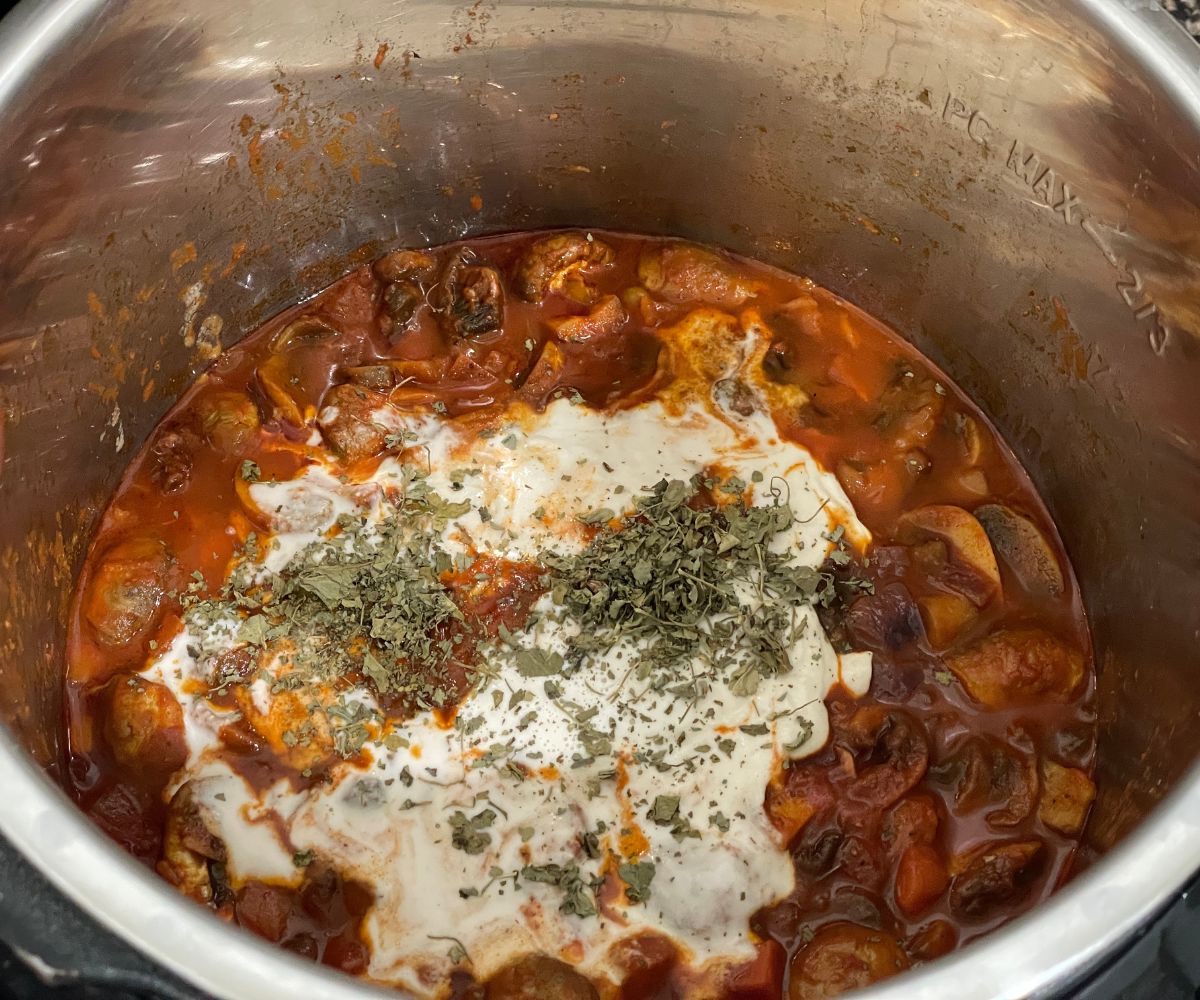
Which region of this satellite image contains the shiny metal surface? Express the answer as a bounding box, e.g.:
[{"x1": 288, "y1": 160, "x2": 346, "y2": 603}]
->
[{"x1": 0, "y1": 0, "x2": 1198, "y2": 996}]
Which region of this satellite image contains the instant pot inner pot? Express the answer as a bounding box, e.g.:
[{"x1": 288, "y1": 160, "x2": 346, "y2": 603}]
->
[{"x1": 1, "y1": 0, "x2": 1199, "y2": 984}]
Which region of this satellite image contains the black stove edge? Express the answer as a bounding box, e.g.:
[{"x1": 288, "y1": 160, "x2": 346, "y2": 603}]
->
[
  {"x1": 0, "y1": 832, "x2": 208, "y2": 1000},
  {"x1": 1071, "y1": 866, "x2": 1200, "y2": 1000}
]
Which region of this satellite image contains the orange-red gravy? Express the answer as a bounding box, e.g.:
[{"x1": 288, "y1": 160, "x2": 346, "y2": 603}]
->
[{"x1": 64, "y1": 231, "x2": 1096, "y2": 999}]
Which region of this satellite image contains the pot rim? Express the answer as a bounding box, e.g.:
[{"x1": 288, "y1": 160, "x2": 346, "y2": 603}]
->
[{"x1": 1, "y1": 0, "x2": 1198, "y2": 997}]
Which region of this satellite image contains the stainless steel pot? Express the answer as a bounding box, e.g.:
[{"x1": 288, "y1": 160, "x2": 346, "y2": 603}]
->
[{"x1": 1, "y1": 0, "x2": 1198, "y2": 996}]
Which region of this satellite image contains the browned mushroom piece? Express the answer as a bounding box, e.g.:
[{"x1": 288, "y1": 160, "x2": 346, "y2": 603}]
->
[
  {"x1": 834, "y1": 704, "x2": 930, "y2": 808},
  {"x1": 711, "y1": 375, "x2": 760, "y2": 417},
  {"x1": 787, "y1": 922, "x2": 911, "y2": 1000},
  {"x1": 547, "y1": 294, "x2": 628, "y2": 343},
  {"x1": 373, "y1": 249, "x2": 437, "y2": 283},
  {"x1": 236, "y1": 881, "x2": 298, "y2": 943},
  {"x1": 227, "y1": 680, "x2": 338, "y2": 773},
  {"x1": 158, "y1": 781, "x2": 225, "y2": 903},
  {"x1": 382, "y1": 280, "x2": 423, "y2": 329},
  {"x1": 844, "y1": 583, "x2": 922, "y2": 652},
  {"x1": 944, "y1": 628, "x2": 1085, "y2": 708},
  {"x1": 195, "y1": 390, "x2": 261, "y2": 453},
  {"x1": 941, "y1": 735, "x2": 1039, "y2": 827},
  {"x1": 341, "y1": 364, "x2": 396, "y2": 392},
  {"x1": 372, "y1": 250, "x2": 437, "y2": 332},
  {"x1": 148, "y1": 428, "x2": 193, "y2": 495},
  {"x1": 257, "y1": 316, "x2": 339, "y2": 425},
  {"x1": 987, "y1": 744, "x2": 1040, "y2": 828},
  {"x1": 270, "y1": 314, "x2": 339, "y2": 354},
  {"x1": 835, "y1": 457, "x2": 915, "y2": 522},
  {"x1": 974, "y1": 503, "x2": 1066, "y2": 599},
  {"x1": 954, "y1": 413, "x2": 987, "y2": 464},
  {"x1": 949, "y1": 839, "x2": 1044, "y2": 919},
  {"x1": 607, "y1": 934, "x2": 678, "y2": 997},
  {"x1": 1038, "y1": 759, "x2": 1096, "y2": 835},
  {"x1": 513, "y1": 231, "x2": 615, "y2": 303},
  {"x1": 518, "y1": 339, "x2": 567, "y2": 401},
  {"x1": 876, "y1": 366, "x2": 945, "y2": 452},
  {"x1": 485, "y1": 954, "x2": 599, "y2": 1000},
  {"x1": 637, "y1": 242, "x2": 760, "y2": 309},
  {"x1": 104, "y1": 676, "x2": 186, "y2": 777},
  {"x1": 317, "y1": 383, "x2": 393, "y2": 462},
  {"x1": 438, "y1": 254, "x2": 506, "y2": 338},
  {"x1": 897, "y1": 505, "x2": 1002, "y2": 607},
  {"x1": 207, "y1": 645, "x2": 258, "y2": 688},
  {"x1": 83, "y1": 537, "x2": 173, "y2": 649},
  {"x1": 621, "y1": 285, "x2": 663, "y2": 325}
]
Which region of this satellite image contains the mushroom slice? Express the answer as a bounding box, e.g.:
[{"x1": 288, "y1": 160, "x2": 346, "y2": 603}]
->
[
  {"x1": 374, "y1": 250, "x2": 436, "y2": 333},
  {"x1": 637, "y1": 242, "x2": 761, "y2": 309},
  {"x1": 228, "y1": 680, "x2": 337, "y2": 773},
  {"x1": 148, "y1": 428, "x2": 193, "y2": 496},
  {"x1": 104, "y1": 676, "x2": 186, "y2": 777},
  {"x1": 834, "y1": 704, "x2": 930, "y2": 808},
  {"x1": 844, "y1": 584, "x2": 922, "y2": 652},
  {"x1": 897, "y1": 505, "x2": 1002, "y2": 606},
  {"x1": 944, "y1": 628, "x2": 1085, "y2": 708},
  {"x1": 905, "y1": 920, "x2": 958, "y2": 962},
  {"x1": 159, "y1": 781, "x2": 225, "y2": 903},
  {"x1": 195, "y1": 390, "x2": 261, "y2": 453},
  {"x1": 883, "y1": 794, "x2": 940, "y2": 854},
  {"x1": 317, "y1": 383, "x2": 393, "y2": 462},
  {"x1": 711, "y1": 376, "x2": 761, "y2": 418},
  {"x1": 877, "y1": 366, "x2": 945, "y2": 452},
  {"x1": 382, "y1": 280, "x2": 423, "y2": 329},
  {"x1": 256, "y1": 356, "x2": 306, "y2": 426},
  {"x1": 949, "y1": 839, "x2": 1044, "y2": 919},
  {"x1": 547, "y1": 294, "x2": 627, "y2": 342},
  {"x1": 974, "y1": 503, "x2": 1065, "y2": 599},
  {"x1": 341, "y1": 365, "x2": 395, "y2": 392},
  {"x1": 269, "y1": 315, "x2": 337, "y2": 354},
  {"x1": 83, "y1": 537, "x2": 172, "y2": 649},
  {"x1": 257, "y1": 317, "x2": 339, "y2": 426},
  {"x1": 513, "y1": 231, "x2": 615, "y2": 303},
  {"x1": 787, "y1": 923, "x2": 911, "y2": 1000},
  {"x1": 438, "y1": 253, "x2": 505, "y2": 338},
  {"x1": 954, "y1": 413, "x2": 987, "y2": 464},
  {"x1": 519, "y1": 339, "x2": 567, "y2": 401},
  {"x1": 941, "y1": 735, "x2": 1039, "y2": 828},
  {"x1": 373, "y1": 249, "x2": 437, "y2": 282},
  {"x1": 235, "y1": 473, "x2": 376, "y2": 535},
  {"x1": 485, "y1": 954, "x2": 599, "y2": 1000}
]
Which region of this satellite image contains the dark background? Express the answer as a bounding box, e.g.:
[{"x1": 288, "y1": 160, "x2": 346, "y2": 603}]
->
[
  {"x1": 1165, "y1": 0, "x2": 1200, "y2": 35},
  {"x1": 0, "y1": 1, "x2": 1197, "y2": 998}
]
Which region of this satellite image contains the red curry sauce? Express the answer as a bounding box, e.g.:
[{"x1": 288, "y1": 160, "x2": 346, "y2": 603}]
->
[{"x1": 64, "y1": 231, "x2": 1096, "y2": 999}]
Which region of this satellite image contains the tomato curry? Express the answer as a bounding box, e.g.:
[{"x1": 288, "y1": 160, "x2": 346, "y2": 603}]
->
[{"x1": 65, "y1": 231, "x2": 1096, "y2": 999}]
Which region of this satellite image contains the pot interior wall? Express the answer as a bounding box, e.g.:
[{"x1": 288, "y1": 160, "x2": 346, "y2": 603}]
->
[{"x1": 2, "y1": 0, "x2": 1199, "y2": 862}]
